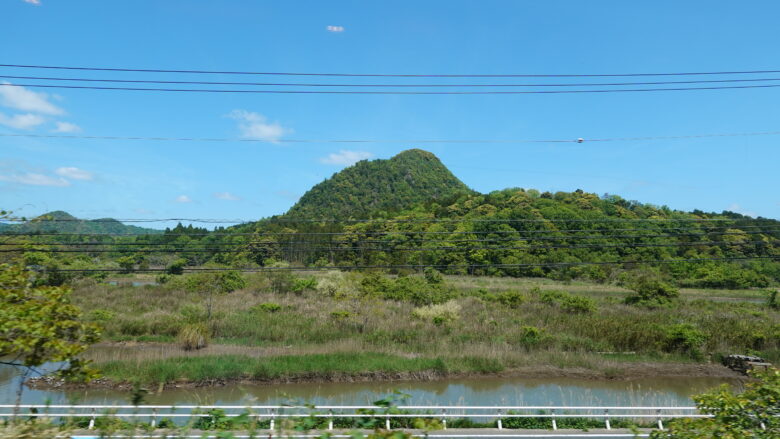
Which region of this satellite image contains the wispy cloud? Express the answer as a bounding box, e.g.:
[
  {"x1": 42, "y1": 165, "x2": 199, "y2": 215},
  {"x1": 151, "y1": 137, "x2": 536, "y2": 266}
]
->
[
  {"x1": 55, "y1": 167, "x2": 93, "y2": 181},
  {"x1": 0, "y1": 82, "x2": 63, "y2": 115},
  {"x1": 226, "y1": 110, "x2": 289, "y2": 142},
  {"x1": 175, "y1": 195, "x2": 193, "y2": 203},
  {"x1": 53, "y1": 121, "x2": 81, "y2": 133},
  {"x1": 0, "y1": 113, "x2": 45, "y2": 130},
  {"x1": 326, "y1": 25, "x2": 345, "y2": 32},
  {"x1": 726, "y1": 203, "x2": 757, "y2": 218},
  {"x1": 23, "y1": 0, "x2": 41, "y2": 5},
  {"x1": 0, "y1": 172, "x2": 70, "y2": 187},
  {"x1": 214, "y1": 191, "x2": 240, "y2": 201},
  {"x1": 320, "y1": 150, "x2": 373, "y2": 166}
]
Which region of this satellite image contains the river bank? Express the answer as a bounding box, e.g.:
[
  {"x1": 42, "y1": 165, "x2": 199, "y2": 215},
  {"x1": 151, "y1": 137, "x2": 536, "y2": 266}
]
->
[{"x1": 27, "y1": 350, "x2": 745, "y2": 391}]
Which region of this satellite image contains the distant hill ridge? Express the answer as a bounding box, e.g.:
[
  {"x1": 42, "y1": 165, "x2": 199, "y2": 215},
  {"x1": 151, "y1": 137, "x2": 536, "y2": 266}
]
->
[
  {"x1": 0, "y1": 210, "x2": 162, "y2": 235},
  {"x1": 284, "y1": 149, "x2": 474, "y2": 219}
]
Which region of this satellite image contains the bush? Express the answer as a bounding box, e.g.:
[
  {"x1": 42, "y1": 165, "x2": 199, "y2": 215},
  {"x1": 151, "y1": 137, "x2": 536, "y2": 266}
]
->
[
  {"x1": 412, "y1": 300, "x2": 461, "y2": 325},
  {"x1": 539, "y1": 290, "x2": 568, "y2": 305},
  {"x1": 625, "y1": 277, "x2": 679, "y2": 306},
  {"x1": 560, "y1": 295, "x2": 597, "y2": 314},
  {"x1": 291, "y1": 277, "x2": 318, "y2": 294},
  {"x1": 490, "y1": 290, "x2": 526, "y2": 309},
  {"x1": 767, "y1": 290, "x2": 780, "y2": 310},
  {"x1": 166, "y1": 258, "x2": 187, "y2": 275},
  {"x1": 178, "y1": 323, "x2": 210, "y2": 350},
  {"x1": 252, "y1": 302, "x2": 281, "y2": 313},
  {"x1": 663, "y1": 323, "x2": 706, "y2": 359}
]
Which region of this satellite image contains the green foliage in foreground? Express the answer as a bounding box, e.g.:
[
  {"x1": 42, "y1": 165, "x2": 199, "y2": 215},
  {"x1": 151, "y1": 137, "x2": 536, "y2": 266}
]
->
[
  {"x1": 0, "y1": 263, "x2": 100, "y2": 382},
  {"x1": 651, "y1": 369, "x2": 779, "y2": 439},
  {"x1": 98, "y1": 352, "x2": 503, "y2": 385}
]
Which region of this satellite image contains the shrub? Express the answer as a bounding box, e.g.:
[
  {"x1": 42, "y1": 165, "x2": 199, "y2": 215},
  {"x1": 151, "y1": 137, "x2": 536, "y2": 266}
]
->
[
  {"x1": 87, "y1": 309, "x2": 115, "y2": 322},
  {"x1": 166, "y1": 258, "x2": 187, "y2": 275},
  {"x1": 539, "y1": 290, "x2": 568, "y2": 305},
  {"x1": 519, "y1": 326, "x2": 543, "y2": 347},
  {"x1": 252, "y1": 302, "x2": 281, "y2": 313},
  {"x1": 330, "y1": 310, "x2": 352, "y2": 320},
  {"x1": 178, "y1": 323, "x2": 210, "y2": 350},
  {"x1": 412, "y1": 300, "x2": 461, "y2": 325},
  {"x1": 491, "y1": 290, "x2": 526, "y2": 309},
  {"x1": 625, "y1": 277, "x2": 679, "y2": 306},
  {"x1": 663, "y1": 323, "x2": 706, "y2": 359},
  {"x1": 423, "y1": 267, "x2": 444, "y2": 285},
  {"x1": 767, "y1": 290, "x2": 780, "y2": 310},
  {"x1": 560, "y1": 295, "x2": 597, "y2": 314},
  {"x1": 291, "y1": 277, "x2": 318, "y2": 294}
]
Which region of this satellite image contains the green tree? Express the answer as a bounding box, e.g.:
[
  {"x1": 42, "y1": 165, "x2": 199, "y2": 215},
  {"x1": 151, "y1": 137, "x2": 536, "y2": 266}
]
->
[
  {"x1": 651, "y1": 369, "x2": 779, "y2": 438},
  {"x1": 0, "y1": 263, "x2": 100, "y2": 410}
]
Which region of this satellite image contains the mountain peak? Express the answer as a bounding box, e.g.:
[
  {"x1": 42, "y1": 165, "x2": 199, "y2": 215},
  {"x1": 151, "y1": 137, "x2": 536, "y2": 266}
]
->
[{"x1": 284, "y1": 149, "x2": 472, "y2": 219}]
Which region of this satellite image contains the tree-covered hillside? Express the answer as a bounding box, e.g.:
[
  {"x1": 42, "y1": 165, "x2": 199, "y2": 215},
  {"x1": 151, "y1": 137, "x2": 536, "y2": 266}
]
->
[
  {"x1": 0, "y1": 211, "x2": 162, "y2": 235},
  {"x1": 3, "y1": 150, "x2": 779, "y2": 289},
  {"x1": 284, "y1": 149, "x2": 473, "y2": 219}
]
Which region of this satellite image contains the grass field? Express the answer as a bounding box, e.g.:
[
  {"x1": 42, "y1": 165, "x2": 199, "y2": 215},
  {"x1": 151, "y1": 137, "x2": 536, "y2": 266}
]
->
[{"x1": 71, "y1": 271, "x2": 778, "y2": 385}]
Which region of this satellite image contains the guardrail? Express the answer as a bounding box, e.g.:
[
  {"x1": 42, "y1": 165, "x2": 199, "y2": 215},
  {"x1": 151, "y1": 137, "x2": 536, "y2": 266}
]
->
[{"x1": 0, "y1": 404, "x2": 707, "y2": 432}]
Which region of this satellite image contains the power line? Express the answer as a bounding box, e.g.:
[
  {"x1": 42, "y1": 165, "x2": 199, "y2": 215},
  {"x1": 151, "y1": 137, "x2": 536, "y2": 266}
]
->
[
  {"x1": 7, "y1": 74, "x2": 780, "y2": 88},
  {"x1": 4, "y1": 63, "x2": 780, "y2": 78},
  {"x1": 4, "y1": 130, "x2": 780, "y2": 144},
  {"x1": 6, "y1": 239, "x2": 776, "y2": 253},
  {"x1": 44, "y1": 256, "x2": 779, "y2": 273},
  {"x1": 7, "y1": 82, "x2": 780, "y2": 94}
]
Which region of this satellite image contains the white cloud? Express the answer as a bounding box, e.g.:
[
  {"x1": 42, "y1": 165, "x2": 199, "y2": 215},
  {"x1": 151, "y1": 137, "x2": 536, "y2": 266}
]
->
[
  {"x1": 320, "y1": 150, "x2": 373, "y2": 166},
  {"x1": 55, "y1": 167, "x2": 93, "y2": 181},
  {"x1": 326, "y1": 25, "x2": 345, "y2": 32},
  {"x1": 214, "y1": 192, "x2": 240, "y2": 201},
  {"x1": 726, "y1": 203, "x2": 757, "y2": 218},
  {"x1": 0, "y1": 172, "x2": 69, "y2": 187},
  {"x1": 0, "y1": 113, "x2": 45, "y2": 130},
  {"x1": 226, "y1": 110, "x2": 288, "y2": 142},
  {"x1": 0, "y1": 82, "x2": 63, "y2": 115},
  {"x1": 175, "y1": 195, "x2": 193, "y2": 203},
  {"x1": 24, "y1": 0, "x2": 41, "y2": 4},
  {"x1": 53, "y1": 121, "x2": 81, "y2": 133}
]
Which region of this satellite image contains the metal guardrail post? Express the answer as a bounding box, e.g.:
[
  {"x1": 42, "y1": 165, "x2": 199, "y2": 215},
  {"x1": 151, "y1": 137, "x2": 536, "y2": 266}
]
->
[
  {"x1": 88, "y1": 408, "x2": 96, "y2": 430},
  {"x1": 385, "y1": 413, "x2": 391, "y2": 430},
  {"x1": 551, "y1": 409, "x2": 557, "y2": 431},
  {"x1": 604, "y1": 409, "x2": 610, "y2": 430},
  {"x1": 151, "y1": 408, "x2": 157, "y2": 428},
  {"x1": 656, "y1": 409, "x2": 664, "y2": 430},
  {"x1": 328, "y1": 409, "x2": 333, "y2": 430},
  {"x1": 496, "y1": 409, "x2": 502, "y2": 430},
  {"x1": 270, "y1": 408, "x2": 275, "y2": 430},
  {"x1": 441, "y1": 408, "x2": 447, "y2": 430}
]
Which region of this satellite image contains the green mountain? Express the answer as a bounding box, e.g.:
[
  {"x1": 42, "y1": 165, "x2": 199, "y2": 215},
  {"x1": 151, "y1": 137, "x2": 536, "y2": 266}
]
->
[
  {"x1": 0, "y1": 211, "x2": 162, "y2": 235},
  {"x1": 284, "y1": 149, "x2": 473, "y2": 219}
]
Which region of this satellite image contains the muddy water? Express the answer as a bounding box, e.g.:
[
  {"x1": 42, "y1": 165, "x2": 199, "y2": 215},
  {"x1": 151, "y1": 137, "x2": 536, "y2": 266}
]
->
[{"x1": 1, "y1": 363, "x2": 741, "y2": 407}]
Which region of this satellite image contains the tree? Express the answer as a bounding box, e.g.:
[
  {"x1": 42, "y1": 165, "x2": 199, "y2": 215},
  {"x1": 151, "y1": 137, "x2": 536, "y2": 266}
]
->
[
  {"x1": 0, "y1": 263, "x2": 100, "y2": 410},
  {"x1": 651, "y1": 369, "x2": 779, "y2": 438}
]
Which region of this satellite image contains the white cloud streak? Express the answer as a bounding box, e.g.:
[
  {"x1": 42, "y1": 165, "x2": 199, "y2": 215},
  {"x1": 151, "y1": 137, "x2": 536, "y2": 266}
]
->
[
  {"x1": 214, "y1": 192, "x2": 240, "y2": 201},
  {"x1": 0, "y1": 113, "x2": 45, "y2": 130},
  {"x1": 0, "y1": 82, "x2": 63, "y2": 115},
  {"x1": 326, "y1": 25, "x2": 345, "y2": 32},
  {"x1": 53, "y1": 121, "x2": 81, "y2": 133},
  {"x1": 0, "y1": 172, "x2": 70, "y2": 187},
  {"x1": 55, "y1": 167, "x2": 93, "y2": 181},
  {"x1": 175, "y1": 195, "x2": 193, "y2": 203},
  {"x1": 320, "y1": 150, "x2": 373, "y2": 166},
  {"x1": 226, "y1": 110, "x2": 288, "y2": 142},
  {"x1": 24, "y1": 0, "x2": 41, "y2": 5}
]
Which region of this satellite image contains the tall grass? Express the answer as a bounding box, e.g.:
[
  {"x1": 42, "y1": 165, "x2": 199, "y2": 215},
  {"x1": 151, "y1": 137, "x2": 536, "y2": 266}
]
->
[
  {"x1": 98, "y1": 352, "x2": 506, "y2": 384},
  {"x1": 72, "y1": 271, "x2": 780, "y2": 379}
]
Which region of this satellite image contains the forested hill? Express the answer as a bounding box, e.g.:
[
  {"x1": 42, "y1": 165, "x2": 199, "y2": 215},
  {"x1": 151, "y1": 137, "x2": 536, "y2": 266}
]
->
[
  {"x1": 283, "y1": 149, "x2": 473, "y2": 219},
  {"x1": 0, "y1": 211, "x2": 162, "y2": 235}
]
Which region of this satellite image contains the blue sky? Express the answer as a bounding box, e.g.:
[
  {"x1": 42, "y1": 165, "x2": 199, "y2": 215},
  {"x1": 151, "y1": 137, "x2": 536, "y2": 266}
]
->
[{"x1": 2, "y1": 0, "x2": 780, "y2": 228}]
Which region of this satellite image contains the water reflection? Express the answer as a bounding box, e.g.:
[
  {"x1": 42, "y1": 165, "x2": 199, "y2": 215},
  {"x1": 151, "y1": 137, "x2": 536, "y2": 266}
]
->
[{"x1": 1, "y1": 363, "x2": 741, "y2": 408}]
